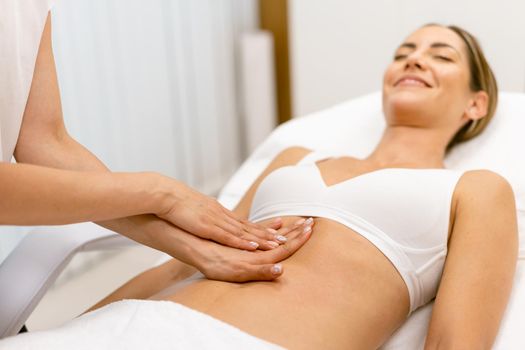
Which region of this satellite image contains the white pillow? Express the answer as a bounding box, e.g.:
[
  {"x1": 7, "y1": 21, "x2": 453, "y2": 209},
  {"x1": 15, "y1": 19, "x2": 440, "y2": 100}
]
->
[{"x1": 217, "y1": 91, "x2": 525, "y2": 349}]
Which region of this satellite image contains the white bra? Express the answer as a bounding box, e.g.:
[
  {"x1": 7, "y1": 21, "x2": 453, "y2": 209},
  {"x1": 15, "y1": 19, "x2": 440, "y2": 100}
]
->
[{"x1": 249, "y1": 151, "x2": 465, "y2": 312}]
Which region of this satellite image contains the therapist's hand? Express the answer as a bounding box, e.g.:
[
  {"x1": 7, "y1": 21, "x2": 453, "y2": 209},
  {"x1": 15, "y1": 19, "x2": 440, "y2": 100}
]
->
[
  {"x1": 156, "y1": 178, "x2": 286, "y2": 251},
  {"x1": 187, "y1": 217, "x2": 314, "y2": 282}
]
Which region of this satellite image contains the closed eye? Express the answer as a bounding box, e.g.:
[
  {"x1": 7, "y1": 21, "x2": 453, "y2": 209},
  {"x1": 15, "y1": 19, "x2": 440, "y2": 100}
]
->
[
  {"x1": 434, "y1": 55, "x2": 453, "y2": 62},
  {"x1": 394, "y1": 54, "x2": 407, "y2": 61}
]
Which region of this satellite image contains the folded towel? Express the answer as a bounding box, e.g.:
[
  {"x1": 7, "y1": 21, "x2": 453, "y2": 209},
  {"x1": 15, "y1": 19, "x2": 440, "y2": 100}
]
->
[{"x1": 0, "y1": 300, "x2": 284, "y2": 350}]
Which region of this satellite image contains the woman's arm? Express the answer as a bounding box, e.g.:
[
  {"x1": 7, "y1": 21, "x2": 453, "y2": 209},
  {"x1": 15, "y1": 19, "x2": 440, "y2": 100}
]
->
[{"x1": 424, "y1": 170, "x2": 518, "y2": 349}]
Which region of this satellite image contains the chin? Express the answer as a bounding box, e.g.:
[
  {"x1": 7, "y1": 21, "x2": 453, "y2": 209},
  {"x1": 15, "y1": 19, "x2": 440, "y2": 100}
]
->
[{"x1": 383, "y1": 89, "x2": 432, "y2": 122}]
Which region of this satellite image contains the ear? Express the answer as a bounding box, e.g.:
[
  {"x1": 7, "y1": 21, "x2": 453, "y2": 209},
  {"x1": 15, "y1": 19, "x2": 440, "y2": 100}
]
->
[{"x1": 464, "y1": 90, "x2": 489, "y2": 122}]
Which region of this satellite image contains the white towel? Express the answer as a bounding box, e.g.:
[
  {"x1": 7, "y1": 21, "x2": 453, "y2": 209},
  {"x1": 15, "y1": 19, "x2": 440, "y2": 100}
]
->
[{"x1": 0, "y1": 300, "x2": 284, "y2": 350}]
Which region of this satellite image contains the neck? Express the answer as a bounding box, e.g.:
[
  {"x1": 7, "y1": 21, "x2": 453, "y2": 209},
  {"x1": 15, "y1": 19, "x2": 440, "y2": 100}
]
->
[{"x1": 365, "y1": 126, "x2": 448, "y2": 168}]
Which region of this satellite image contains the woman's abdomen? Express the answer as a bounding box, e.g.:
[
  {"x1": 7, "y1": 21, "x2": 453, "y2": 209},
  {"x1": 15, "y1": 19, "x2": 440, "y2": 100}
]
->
[{"x1": 160, "y1": 216, "x2": 410, "y2": 349}]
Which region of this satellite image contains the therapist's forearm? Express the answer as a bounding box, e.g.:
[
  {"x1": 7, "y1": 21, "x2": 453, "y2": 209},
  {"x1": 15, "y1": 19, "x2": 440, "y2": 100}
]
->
[
  {"x1": 97, "y1": 214, "x2": 200, "y2": 264},
  {"x1": 14, "y1": 133, "x2": 178, "y2": 238},
  {"x1": 0, "y1": 162, "x2": 166, "y2": 225},
  {"x1": 13, "y1": 134, "x2": 206, "y2": 265}
]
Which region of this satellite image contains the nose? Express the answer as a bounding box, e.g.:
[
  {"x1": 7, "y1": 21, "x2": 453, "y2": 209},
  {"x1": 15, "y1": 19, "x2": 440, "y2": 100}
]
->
[{"x1": 404, "y1": 52, "x2": 426, "y2": 71}]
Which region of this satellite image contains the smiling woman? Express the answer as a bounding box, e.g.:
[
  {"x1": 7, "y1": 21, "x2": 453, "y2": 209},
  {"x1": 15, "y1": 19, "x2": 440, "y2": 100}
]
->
[
  {"x1": 384, "y1": 24, "x2": 498, "y2": 152},
  {"x1": 68, "y1": 24, "x2": 517, "y2": 350}
]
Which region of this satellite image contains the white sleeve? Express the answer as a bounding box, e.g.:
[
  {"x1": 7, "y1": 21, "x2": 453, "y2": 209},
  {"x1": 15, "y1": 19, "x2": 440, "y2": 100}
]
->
[
  {"x1": 0, "y1": 0, "x2": 56, "y2": 162},
  {"x1": 46, "y1": 0, "x2": 58, "y2": 11}
]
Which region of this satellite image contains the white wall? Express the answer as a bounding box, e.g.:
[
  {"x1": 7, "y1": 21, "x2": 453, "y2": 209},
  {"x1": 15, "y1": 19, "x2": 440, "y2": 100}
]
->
[
  {"x1": 51, "y1": 0, "x2": 258, "y2": 194},
  {"x1": 290, "y1": 0, "x2": 525, "y2": 117}
]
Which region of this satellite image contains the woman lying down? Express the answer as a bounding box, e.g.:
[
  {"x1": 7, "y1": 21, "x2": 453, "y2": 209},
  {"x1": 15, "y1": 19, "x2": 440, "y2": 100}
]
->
[{"x1": 6, "y1": 24, "x2": 519, "y2": 350}]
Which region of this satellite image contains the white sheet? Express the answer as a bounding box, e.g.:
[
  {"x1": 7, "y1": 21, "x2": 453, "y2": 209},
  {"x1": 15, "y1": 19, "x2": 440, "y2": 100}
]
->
[{"x1": 0, "y1": 300, "x2": 283, "y2": 350}]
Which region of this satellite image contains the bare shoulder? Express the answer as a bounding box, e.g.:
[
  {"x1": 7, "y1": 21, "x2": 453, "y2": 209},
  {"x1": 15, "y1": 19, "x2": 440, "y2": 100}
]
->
[
  {"x1": 450, "y1": 169, "x2": 518, "y2": 243},
  {"x1": 455, "y1": 169, "x2": 515, "y2": 209}
]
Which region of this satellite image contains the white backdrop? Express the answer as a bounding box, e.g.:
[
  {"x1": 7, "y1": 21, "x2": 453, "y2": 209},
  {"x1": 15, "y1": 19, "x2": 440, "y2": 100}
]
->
[
  {"x1": 289, "y1": 0, "x2": 525, "y2": 116},
  {"x1": 51, "y1": 0, "x2": 258, "y2": 194}
]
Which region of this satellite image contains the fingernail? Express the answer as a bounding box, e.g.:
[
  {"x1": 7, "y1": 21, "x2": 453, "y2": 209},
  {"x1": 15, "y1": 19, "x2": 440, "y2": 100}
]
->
[
  {"x1": 273, "y1": 217, "x2": 282, "y2": 223},
  {"x1": 294, "y1": 218, "x2": 306, "y2": 226},
  {"x1": 266, "y1": 228, "x2": 278, "y2": 234},
  {"x1": 275, "y1": 235, "x2": 287, "y2": 242},
  {"x1": 271, "y1": 264, "x2": 282, "y2": 275},
  {"x1": 249, "y1": 241, "x2": 259, "y2": 249},
  {"x1": 305, "y1": 217, "x2": 314, "y2": 225},
  {"x1": 303, "y1": 226, "x2": 312, "y2": 234},
  {"x1": 267, "y1": 241, "x2": 279, "y2": 248}
]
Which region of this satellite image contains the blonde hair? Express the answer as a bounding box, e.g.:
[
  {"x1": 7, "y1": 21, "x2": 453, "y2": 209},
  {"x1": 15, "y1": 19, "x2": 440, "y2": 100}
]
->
[{"x1": 426, "y1": 24, "x2": 498, "y2": 152}]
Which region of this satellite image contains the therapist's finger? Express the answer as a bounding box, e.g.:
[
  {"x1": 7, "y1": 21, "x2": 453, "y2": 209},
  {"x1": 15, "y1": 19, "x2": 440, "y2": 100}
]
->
[
  {"x1": 216, "y1": 221, "x2": 313, "y2": 282},
  {"x1": 205, "y1": 261, "x2": 284, "y2": 283},
  {"x1": 230, "y1": 263, "x2": 285, "y2": 282},
  {"x1": 222, "y1": 209, "x2": 283, "y2": 242},
  {"x1": 254, "y1": 219, "x2": 314, "y2": 265},
  {"x1": 216, "y1": 217, "x2": 283, "y2": 249},
  {"x1": 242, "y1": 220, "x2": 286, "y2": 245},
  {"x1": 279, "y1": 217, "x2": 313, "y2": 236},
  {"x1": 232, "y1": 225, "x2": 314, "y2": 281},
  {"x1": 266, "y1": 217, "x2": 283, "y2": 230},
  {"x1": 209, "y1": 221, "x2": 278, "y2": 250},
  {"x1": 207, "y1": 226, "x2": 261, "y2": 251},
  {"x1": 207, "y1": 225, "x2": 280, "y2": 251},
  {"x1": 231, "y1": 217, "x2": 282, "y2": 244}
]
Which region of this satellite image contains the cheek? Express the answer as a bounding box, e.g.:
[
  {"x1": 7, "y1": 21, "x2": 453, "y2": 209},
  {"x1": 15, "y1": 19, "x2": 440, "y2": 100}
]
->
[
  {"x1": 433, "y1": 69, "x2": 472, "y2": 119},
  {"x1": 382, "y1": 67, "x2": 396, "y2": 109},
  {"x1": 383, "y1": 64, "x2": 397, "y2": 86},
  {"x1": 438, "y1": 68, "x2": 470, "y2": 94}
]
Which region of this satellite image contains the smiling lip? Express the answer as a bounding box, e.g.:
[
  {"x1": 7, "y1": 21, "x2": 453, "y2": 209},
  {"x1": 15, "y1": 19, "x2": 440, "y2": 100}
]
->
[{"x1": 394, "y1": 75, "x2": 432, "y2": 88}]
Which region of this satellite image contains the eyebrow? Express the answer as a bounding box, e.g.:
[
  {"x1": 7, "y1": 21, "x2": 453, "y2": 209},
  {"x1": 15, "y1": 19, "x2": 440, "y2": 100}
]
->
[{"x1": 398, "y1": 42, "x2": 461, "y2": 55}]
